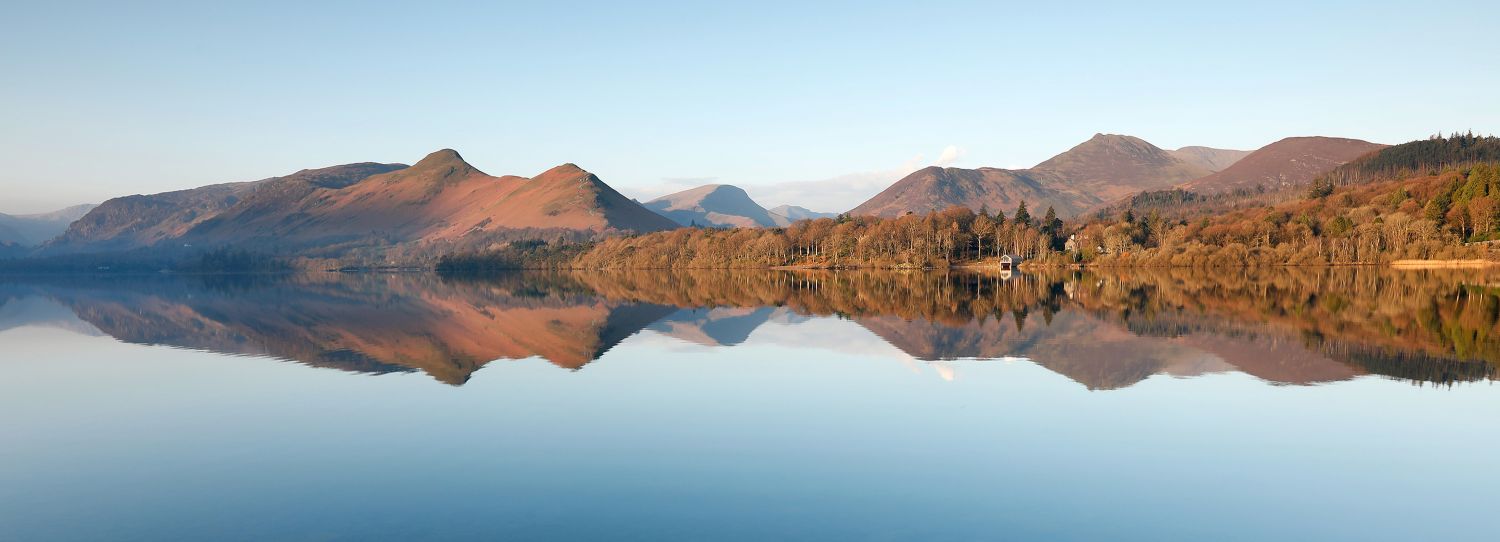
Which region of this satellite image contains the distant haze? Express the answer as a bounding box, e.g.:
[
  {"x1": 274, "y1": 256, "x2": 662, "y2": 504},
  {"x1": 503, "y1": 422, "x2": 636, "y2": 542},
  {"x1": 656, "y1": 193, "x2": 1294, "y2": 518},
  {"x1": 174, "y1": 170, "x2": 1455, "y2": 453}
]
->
[{"x1": 2, "y1": 2, "x2": 1497, "y2": 213}]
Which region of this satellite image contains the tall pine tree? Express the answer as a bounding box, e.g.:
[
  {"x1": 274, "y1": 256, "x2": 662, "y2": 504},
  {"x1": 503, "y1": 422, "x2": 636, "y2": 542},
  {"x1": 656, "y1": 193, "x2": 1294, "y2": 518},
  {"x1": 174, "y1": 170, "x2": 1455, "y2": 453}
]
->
[{"x1": 1014, "y1": 200, "x2": 1032, "y2": 227}]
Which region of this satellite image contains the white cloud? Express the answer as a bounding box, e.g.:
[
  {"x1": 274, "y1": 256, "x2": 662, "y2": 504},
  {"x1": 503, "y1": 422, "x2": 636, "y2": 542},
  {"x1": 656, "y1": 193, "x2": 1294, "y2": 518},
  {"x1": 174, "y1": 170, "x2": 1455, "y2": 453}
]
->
[{"x1": 935, "y1": 145, "x2": 966, "y2": 167}]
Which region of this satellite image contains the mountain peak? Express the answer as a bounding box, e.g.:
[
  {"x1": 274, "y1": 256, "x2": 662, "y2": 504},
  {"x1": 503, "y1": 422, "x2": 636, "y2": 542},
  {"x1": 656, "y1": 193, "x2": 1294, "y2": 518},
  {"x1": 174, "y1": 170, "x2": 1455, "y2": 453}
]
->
[
  {"x1": 1180, "y1": 136, "x2": 1385, "y2": 194},
  {"x1": 1030, "y1": 134, "x2": 1210, "y2": 200},
  {"x1": 644, "y1": 183, "x2": 783, "y2": 228},
  {"x1": 387, "y1": 148, "x2": 482, "y2": 184},
  {"x1": 537, "y1": 163, "x2": 590, "y2": 180},
  {"x1": 413, "y1": 148, "x2": 467, "y2": 168}
]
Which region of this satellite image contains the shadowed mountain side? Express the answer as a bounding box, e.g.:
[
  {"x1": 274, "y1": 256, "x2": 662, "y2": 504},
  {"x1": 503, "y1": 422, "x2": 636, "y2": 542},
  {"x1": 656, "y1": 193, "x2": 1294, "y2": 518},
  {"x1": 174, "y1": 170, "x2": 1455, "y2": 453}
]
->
[
  {"x1": 45, "y1": 182, "x2": 266, "y2": 254},
  {"x1": 769, "y1": 205, "x2": 837, "y2": 222},
  {"x1": 849, "y1": 167, "x2": 1095, "y2": 218},
  {"x1": 1170, "y1": 146, "x2": 1252, "y2": 173},
  {"x1": 44, "y1": 163, "x2": 406, "y2": 255},
  {"x1": 0, "y1": 204, "x2": 98, "y2": 247},
  {"x1": 645, "y1": 185, "x2": 789, "y2": 228}
]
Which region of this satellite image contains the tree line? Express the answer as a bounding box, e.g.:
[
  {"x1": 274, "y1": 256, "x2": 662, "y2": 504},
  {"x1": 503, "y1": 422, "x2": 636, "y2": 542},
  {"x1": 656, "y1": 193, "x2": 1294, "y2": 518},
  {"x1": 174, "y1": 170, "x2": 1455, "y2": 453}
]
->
[{"x1": 567, "y1": 203, "x2": 1067, "y2": 269}]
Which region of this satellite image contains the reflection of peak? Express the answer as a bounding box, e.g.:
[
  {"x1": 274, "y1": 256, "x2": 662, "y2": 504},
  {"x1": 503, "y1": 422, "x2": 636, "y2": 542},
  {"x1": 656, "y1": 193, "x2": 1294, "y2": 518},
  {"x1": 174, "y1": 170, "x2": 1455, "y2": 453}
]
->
[
  {"x1": 19, "y1": 275, "x2": 673, "y2": 385},
  {"x1": 0, "y1": 290, "x2": 104, "y2": 336},
  {"x1": 854, "y1": 310, "x2": 1224, "y2": 391},
  {"x1": 650, "y1": 307, "x2": 775, "y2": 346},
  {"x1": 14, "y1": 267, "x2": 1492, "y2": 390}
]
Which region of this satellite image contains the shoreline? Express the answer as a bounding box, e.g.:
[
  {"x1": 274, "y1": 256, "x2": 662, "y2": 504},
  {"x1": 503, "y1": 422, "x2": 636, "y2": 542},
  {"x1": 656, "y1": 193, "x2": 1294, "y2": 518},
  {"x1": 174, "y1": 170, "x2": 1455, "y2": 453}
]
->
[{"x1": 1389, "y1": 259, "x2": 1499, "y2": 269}]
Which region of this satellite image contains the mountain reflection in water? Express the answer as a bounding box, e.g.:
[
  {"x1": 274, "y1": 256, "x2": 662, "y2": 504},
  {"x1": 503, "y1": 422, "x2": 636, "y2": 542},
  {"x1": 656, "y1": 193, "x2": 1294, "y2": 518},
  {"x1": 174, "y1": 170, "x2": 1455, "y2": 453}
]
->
[{"x1": 3, "y1": 267, "x2": 1497, "y2": 389}]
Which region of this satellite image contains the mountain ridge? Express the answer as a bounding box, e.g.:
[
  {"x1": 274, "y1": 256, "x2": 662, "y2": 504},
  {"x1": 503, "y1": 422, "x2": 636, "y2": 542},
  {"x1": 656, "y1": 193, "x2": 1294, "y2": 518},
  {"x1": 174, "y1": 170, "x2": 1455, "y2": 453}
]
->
[
  {"x1": 0, "y1": 204, "x2": 97, "y2": 248},
  {"x1": 850, "y1": 133, "x2": 1214, "y2": 218},
  {"x1": 44, "y1": 149, "x2": 677, "y2": 258},
  {"x1": 645, "y1": 184, "x2": 788, "y2": 228},
  {"x1": 1180, "y1": 136, "x2": 1386, "y2": 194}
]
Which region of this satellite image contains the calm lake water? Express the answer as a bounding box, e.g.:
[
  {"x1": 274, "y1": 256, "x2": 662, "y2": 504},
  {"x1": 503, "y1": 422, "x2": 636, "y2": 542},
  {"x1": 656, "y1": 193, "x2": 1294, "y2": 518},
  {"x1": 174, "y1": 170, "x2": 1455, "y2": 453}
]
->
[{"x1": 2, "y1": 268, "x2": 1498, "y2": 541}]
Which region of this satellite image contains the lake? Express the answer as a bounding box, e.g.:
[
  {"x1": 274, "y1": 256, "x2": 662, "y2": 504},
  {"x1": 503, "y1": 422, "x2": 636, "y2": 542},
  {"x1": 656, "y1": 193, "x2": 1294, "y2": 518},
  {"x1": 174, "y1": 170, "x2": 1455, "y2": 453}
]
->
[{"x1": 2, "y1": 268, "x2": 1498, "y2": 541}]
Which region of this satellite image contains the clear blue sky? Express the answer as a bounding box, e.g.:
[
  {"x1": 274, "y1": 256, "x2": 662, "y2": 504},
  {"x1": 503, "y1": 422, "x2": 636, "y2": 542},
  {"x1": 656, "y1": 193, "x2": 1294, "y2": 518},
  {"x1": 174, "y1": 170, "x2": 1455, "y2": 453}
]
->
[{"x1": 2, "y1": 0, "x2": 1496, "y2": 214}]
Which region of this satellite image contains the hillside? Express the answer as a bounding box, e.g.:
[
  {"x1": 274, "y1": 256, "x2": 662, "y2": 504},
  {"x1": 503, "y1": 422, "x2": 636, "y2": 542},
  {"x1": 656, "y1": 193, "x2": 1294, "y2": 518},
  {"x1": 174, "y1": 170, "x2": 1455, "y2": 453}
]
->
[
  {"x1": 769, "y1": 205, "x2": 836, "y2": 221},
  {"x1": 1180, "y1": 136, "x2": 1385, "y2": 194},
  {"x1": 42, "y1": 150, "x2": 677, "y2": 259},
  {"x1": 645, "y1": 184, "x2": 789, "y2": 228},
  {"x1": 185, "y1": 150, "x2": 677, "y2": 250},
  {"x1": 1030, "y1": 134, "x2": 1212, "y2": 201},
  {"x1": 0, "y1": 204, "x2": 96, "y2": 247},
  {"x1": 45, "y1": 181, "x2": 269, "y2": 254},
  {"x1": 1075, "y1": 135, "x2": 1500, "y2": 266},
  {"x1": 849, "y1": 166, "x2": 1094, "y2": 218},
  {"x1": 1169, "y1": 146, "x2": 1251, "y2": 172},
  {"x1": 1321, "y1": 132, "x2": 1500, "y2": 185}
]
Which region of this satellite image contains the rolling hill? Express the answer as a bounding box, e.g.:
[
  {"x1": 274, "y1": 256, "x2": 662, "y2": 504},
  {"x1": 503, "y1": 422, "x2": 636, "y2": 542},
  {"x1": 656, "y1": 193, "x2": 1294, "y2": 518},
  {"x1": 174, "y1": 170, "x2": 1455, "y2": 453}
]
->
[
  {"x1": 769, "y1": 205, "x2": 837, "y2": 222},
  {"x1": 848, "y1": 166, "x2": 1094, "y2": 218},
  {"x1": 1029, "y1": 134, "x2": 1213, "y2": 201},
  {"x1": 1169, "y1": 146, "x2": 1252, "y2": 172},
  {"x1": 1179, "y1": 136, "x2": 1385, "y2": 194},
  {"x1": 645, "y1": 184, "x2": 789, "y2": 228}
]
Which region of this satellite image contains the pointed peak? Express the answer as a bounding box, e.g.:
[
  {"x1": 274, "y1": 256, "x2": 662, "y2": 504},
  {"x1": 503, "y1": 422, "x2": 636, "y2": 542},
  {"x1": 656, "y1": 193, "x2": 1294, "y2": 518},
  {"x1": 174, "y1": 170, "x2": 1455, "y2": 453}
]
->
[
  {"x1": 391, "y1": 148, "x2": 482, "y2": 181},
  {"x1": 539, "y1": 163, "x2": 589, "y2": 178},
  {"x1": 531, "y1": 163, "x2": 606, "y2": 188},
  {"x1": 415, "y1": 148, "x2": 464, "y2": 165}
]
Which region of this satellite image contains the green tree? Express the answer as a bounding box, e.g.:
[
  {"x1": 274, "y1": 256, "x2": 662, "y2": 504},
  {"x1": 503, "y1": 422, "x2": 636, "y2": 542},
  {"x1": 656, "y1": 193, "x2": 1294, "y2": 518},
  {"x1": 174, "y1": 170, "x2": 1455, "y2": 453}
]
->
[
  {"x1": 1013, "y1": 200, "x2": 1031, "y2": 227},
  {"x1": 1042, "y1": 206, "x2": 1062, "y2": 237}
]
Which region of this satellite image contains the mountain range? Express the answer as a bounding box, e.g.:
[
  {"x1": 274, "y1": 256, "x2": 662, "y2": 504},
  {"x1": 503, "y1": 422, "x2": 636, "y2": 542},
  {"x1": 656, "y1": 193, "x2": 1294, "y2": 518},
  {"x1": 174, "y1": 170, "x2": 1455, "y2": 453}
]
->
[
  {"x1": 850, "y1": 134, "x2": 1227, "y2": 218},
  {"x1": 7, "y1": 133, "x2": 1386, "y2": 261},
  {"x1": 849, "y1": 133, "x2": 1383, "y2": 219},
  {"x1": 0, "y1": 204, "x2": 97, "y2": 249},
  {"x1": 43, "y1": 150, "x2": 676, "y2": 257}
]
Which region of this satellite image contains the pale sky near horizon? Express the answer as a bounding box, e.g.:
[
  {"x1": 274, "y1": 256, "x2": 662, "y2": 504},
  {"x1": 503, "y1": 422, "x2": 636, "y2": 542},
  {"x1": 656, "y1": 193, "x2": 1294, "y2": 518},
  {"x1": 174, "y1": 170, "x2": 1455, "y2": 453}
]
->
[{"x1": 2, "y1": 0, "x2": 1497, "y2": 214}]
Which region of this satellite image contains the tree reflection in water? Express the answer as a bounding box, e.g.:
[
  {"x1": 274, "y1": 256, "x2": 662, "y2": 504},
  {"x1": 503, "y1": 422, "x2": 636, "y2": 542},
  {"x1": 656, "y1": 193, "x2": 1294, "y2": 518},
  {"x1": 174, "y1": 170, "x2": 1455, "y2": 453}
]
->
[{"x1": 3, "y1": 266, "x2": 1496, "y2": 388}]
